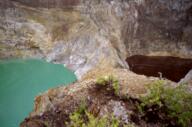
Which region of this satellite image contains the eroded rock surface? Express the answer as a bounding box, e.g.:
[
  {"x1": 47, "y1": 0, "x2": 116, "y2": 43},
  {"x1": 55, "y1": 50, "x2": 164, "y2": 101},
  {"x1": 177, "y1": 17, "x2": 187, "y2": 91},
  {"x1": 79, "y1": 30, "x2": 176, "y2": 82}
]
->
[
  {"x1": 179, "y1": 69, "x2": 192, "y2": 92},
  {"x1": 180, "y1": 69, "x2": 192, "y2": 84},
  {"x1": 0, "y1": 0, "x2": 192, "y2": 78}
]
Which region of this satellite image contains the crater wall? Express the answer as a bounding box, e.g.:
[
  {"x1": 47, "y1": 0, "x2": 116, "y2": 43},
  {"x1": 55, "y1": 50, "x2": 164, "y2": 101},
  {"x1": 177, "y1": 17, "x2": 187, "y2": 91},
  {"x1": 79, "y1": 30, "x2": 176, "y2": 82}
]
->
[{"x1": 0, "y1": 0, "x2": 191, "y2": 78}]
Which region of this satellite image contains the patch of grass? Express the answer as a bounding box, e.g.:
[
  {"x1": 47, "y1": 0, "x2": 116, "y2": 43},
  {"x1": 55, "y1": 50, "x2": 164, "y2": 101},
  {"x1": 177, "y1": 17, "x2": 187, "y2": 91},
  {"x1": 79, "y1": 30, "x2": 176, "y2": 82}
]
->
[
  {"x1": 112, "y1": 78, "x2": 120, "y2": 96},
  {"x1": 139, "y1": 80, "x2": 192, "y2": 127},
  {"x1": 138, "y1": 80, "x2": 164, "y2": 112},
  {"x1": 96, "y1": 76, "x2": 108, "y2": 86},
  {"x1": 96, "y1": 75, "x2": 120, "y2": 96},
  {"x1": 67, "y1": 104, "x2": 135, "y2": 127}
]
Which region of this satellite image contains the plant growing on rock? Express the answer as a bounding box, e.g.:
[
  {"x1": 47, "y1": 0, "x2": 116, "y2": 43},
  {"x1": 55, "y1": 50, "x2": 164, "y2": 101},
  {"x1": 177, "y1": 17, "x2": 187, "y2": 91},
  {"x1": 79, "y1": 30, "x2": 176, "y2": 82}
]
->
[
  {"x1": 96, "y1": 75, "x2": 120, "y2": 96},
  {"x1": 139, "y1": 80, "x2": 192, "y2": 127},
  {"x1": 67, "y1": 104, "x2": 135, "y2": 127}
]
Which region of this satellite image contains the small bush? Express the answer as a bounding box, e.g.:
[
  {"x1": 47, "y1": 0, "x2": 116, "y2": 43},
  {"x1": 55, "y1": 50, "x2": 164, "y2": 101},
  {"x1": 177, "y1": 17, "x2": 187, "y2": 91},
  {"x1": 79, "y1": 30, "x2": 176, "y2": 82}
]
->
[
  {"x1": 139, "y1": 80, "x2": 192, "y2": 127},
  {"x1": 96, "y1": 76, "x2": 108, "y2": 86},
  {"x1": 138, "y1": 80, "x2": 164, "y2": 112},
  {"x1": 96, "y1": 75, "x2": 120, "y2": 95},
  {"x1": 67, "y1": 104, "x2": 135, "y2": 127}
]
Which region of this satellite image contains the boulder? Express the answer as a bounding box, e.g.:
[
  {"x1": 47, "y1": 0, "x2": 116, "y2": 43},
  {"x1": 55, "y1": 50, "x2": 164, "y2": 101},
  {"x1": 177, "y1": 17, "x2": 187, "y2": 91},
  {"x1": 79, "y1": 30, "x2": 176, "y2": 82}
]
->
[
  {"x1": 180, "y1": 69, "x2": 192, "y2": 84},
  {"x1": 179, "y1": 69, "x2": 192, "y2": 92}
]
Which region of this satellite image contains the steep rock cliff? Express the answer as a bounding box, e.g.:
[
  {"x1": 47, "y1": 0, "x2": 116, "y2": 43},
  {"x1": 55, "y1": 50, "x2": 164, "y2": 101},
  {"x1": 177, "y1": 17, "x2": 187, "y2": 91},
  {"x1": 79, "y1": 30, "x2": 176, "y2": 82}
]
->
[{"x1": 0, "y1": 0, "x2": 192, "y2": 78}]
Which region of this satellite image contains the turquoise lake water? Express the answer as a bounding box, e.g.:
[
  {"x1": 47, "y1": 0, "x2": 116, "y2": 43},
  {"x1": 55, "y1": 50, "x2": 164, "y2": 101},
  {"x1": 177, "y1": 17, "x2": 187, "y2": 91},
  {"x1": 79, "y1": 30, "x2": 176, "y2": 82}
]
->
[{"x1": 0, "y1": 59, "x2": 77, "y2": 127}]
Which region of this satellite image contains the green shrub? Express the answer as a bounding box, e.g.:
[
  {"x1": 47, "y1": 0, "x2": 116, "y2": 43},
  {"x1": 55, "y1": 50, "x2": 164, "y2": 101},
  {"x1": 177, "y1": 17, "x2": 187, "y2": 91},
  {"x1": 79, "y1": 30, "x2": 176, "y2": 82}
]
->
[
  {"x1": 111, "y1": 77, "x2": 120, "y2": 96},
  {"x1": 96, "y1": 75, "x2": 120, "y2": 95},
  {"x1": 67, "y1": 104, "x2": 135, "y2": 127},
  {"x1": 67, "y1": 102, "x2": 87, "y2": 127},
  {"x1": 139, "y1": 80, "x2": 192, "y2": 127},
  {"x1": 138, "y1": 80, "x2": 164, "y2": 112},
  {"x1": 96, "y1": 76, "x2": 108, "y2": 86}
]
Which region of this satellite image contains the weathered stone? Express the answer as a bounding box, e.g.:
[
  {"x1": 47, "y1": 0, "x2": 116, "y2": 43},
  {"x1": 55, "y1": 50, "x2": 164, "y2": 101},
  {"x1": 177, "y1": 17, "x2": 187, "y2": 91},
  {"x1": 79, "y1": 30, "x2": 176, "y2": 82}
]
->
[
  {"x1": 180, "y1": 69, "x2": 192, "y2": 84},
  {"x1": 125, "y1": 0, "x2": 192, "y2": 58},
  {"x1": 20, "y1": 68, "x2": 165, "y2": 127},
  {"x1": 179, "y1": 69, "x2": 192, "y2": 92}
]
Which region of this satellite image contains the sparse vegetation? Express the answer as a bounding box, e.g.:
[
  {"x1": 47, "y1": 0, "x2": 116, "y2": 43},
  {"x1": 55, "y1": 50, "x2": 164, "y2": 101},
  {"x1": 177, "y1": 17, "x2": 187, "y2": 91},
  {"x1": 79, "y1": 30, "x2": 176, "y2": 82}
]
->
[
  {"x1": 139, "y1": 80, "x2": 192, "y2": 127},
  {"x1": 96, "y1": 75, "x2": 120, "y2": 95},
  {"x1": 67, "y1": 102, "x2": 135, "y2": 127},
  {"x1": 96, "y1": 76, "x2": 108, "y2": 86}
]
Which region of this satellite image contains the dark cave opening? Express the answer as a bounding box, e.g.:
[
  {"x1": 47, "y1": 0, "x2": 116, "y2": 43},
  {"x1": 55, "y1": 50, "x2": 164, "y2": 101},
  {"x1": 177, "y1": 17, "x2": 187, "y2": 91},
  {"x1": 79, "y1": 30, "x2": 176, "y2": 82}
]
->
[{"x1": 126, "y1": 55, "x2": 192, "y2": 82}]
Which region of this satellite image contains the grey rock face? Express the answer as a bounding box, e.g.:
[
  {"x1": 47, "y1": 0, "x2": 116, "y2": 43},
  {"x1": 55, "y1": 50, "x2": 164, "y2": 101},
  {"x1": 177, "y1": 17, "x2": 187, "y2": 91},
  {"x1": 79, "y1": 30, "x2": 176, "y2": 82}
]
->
[
  {"x1": 125, "y1": 0, "x2": 192, "y2": 57},
  {"x1": 0, "y1": 0, "x2": 192, "y2": 78},
  {"x1": 180, "y1": 69, "x2": 192, "y2": 84}
]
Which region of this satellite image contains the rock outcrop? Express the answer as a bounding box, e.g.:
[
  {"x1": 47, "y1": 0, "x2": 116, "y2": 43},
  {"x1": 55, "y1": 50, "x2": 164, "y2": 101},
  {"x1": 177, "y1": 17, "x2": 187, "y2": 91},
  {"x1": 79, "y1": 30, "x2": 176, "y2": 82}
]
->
[
  {"x1": 179, "y1": 69, "x2": 192, "y2": 92},
  {"x1": 0, "y1": 0, "x2": 192, "y2": 78},
  {"x1": 20, "y1": 68, "x2": 163, "y2": 127},
  {"x1": 20, "y1": 68, "x2": 192, "y2": 127}
]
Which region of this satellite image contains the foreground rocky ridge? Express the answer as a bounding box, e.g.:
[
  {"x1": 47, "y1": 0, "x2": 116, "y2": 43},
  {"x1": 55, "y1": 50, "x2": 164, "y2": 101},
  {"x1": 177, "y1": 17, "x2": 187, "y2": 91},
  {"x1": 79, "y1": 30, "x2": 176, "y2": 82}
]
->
[
  {"x1": 20, "y1": 68, "x2": 161, "y2": 127},
  {"x1": 21, "y1": 68, "x2": 192, "y2": 127},
  {"x1": 0, "y1": 0, "x2": 192, "y2": 78},
  {"x1": 20, "y1": 68, "x2": 192, "y2": 127}
]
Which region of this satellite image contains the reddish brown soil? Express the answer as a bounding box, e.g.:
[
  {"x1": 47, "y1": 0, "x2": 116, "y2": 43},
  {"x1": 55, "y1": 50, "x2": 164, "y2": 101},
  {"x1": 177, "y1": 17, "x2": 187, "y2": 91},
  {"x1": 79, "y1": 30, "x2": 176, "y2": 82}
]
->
[{"x1": 126, "y1": 55, "x2": 192, "y2": 82}]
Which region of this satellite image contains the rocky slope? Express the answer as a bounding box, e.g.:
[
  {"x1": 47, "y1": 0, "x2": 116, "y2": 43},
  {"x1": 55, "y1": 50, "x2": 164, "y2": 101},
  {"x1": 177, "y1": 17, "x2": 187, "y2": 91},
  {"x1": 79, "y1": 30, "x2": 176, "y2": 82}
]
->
[
  {"x1": 20, "y1": 68, "x2": 192, "y2": 127},
  {"x1": 0, "y1": 0, "x2": 192, "y2": 78},
  {"x1": 20, "y1": 68, "x2": 161, "y2": 127}
]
